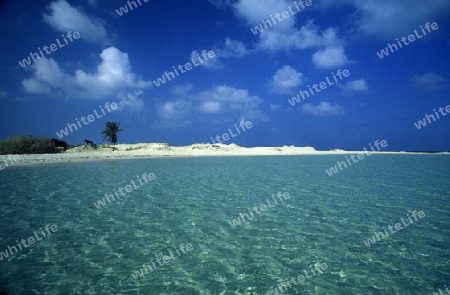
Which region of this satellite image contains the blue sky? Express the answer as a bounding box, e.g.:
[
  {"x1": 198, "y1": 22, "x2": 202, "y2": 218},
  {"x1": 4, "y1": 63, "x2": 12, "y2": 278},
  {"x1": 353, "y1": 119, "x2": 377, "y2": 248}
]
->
[{"x1": 0, "y1": 0, "x2": 449, "y2": 151}]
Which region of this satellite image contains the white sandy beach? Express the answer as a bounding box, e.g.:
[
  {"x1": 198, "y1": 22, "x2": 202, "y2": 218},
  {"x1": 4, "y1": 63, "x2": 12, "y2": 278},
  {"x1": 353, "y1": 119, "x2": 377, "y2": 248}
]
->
[{"x1": 4, "y1": 142, "x2": 418, "y2": 166}]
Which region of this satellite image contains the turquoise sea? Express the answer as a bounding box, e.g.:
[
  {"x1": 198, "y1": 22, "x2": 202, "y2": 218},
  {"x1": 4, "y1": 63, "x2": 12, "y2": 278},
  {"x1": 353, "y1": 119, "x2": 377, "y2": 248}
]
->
[{"x1": 0, "y1": 155, "x2": 449, "y2": 295}]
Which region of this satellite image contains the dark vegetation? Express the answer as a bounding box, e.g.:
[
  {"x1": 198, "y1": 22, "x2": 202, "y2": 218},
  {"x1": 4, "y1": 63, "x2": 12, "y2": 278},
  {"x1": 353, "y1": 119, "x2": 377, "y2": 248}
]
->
[
  {"x1": 0, "y1": 123, "x2": 125, "y2": 154},
  {"x1": 0, "y1": 135, "x2": 62, "y2": 155}
]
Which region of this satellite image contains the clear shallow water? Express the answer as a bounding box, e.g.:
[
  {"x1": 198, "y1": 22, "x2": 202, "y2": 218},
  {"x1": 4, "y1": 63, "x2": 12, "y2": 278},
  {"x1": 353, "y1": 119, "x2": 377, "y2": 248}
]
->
[{"x1": 0, "y1": 155, "x2": 449, "y2": 295}]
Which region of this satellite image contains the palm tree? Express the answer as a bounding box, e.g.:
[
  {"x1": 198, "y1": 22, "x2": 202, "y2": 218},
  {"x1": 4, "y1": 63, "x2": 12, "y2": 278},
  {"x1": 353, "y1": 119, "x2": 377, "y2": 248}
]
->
[{"x1": 101, "y1": 122, "x2": 123, "y2": 151}]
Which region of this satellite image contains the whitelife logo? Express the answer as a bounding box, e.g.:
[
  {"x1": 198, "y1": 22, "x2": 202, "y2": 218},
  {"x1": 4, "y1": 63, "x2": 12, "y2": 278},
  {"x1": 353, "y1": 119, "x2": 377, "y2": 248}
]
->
[
  {"x1": 288, "y1": 69, "x2": 350, "y2": 106},
  {"x1": 413, "y1": 104, "x2": 450, "y2": 130},
  {"x1": 250, "y1": 0, "x2": 313, "y2": 35},
  {"x1": 202, "y1": 121, "x2": 253, "y2": 145},
  {"x1": 115, "y1": 0, "x2": 149, "y2": 16},
  {"x1": 18, "y1": 31, "x2": 80, "y2": 68},
  {"x1": 376, "y1": 22, "x2": 439, "y2": 59},
  {"x1": 325, "y1": 140, "x2": 388, "y2": 176},
  {"x1": 152, "y1": 50, "x2": 216, "y2": 87},
  {"x1": 228, "y1": 192, "x2": 291, "y2": 228},
  {"x1": 55, "y1": 102, "x2": 118, "y2": 139},
  {"x1": 0, "y1": 224, "x2": 58, "y2": 262},
  {"x1": 131, "y1": 243, "x2": 194, "y2": 279},
  {"x1": 93, "y1": 172, "x2": 155, "y2": 209},
  {"x1": 265, "y1": 262, "x2": 328, "y2": 295},
  {"x1": 362, "y1": 211, "x2": 425, "y2": 247}
]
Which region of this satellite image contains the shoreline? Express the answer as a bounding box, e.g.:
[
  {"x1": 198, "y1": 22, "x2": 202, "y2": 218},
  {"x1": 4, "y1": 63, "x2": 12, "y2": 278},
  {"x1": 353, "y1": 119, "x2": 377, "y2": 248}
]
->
[{"x1": 2, "y1": 143, "x2": 448, "y2": 167}]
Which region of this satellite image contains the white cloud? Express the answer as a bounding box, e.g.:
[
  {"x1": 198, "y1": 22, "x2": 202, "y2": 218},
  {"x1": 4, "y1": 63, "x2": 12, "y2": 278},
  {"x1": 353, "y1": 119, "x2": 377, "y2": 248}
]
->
[
  {"x1": 190, "y1": 50, "x2": 222, "y2": 70},
  {"x1": 223, "y1": 0, "x2": 449, "y2": 45},
  {"x1": 198, "y1": 85, "x2": 261, "y2": 111},
  {"x1": 116, "y1": 90, "x2": 145, "y2": 112},
  {"x1": 2, "y1": 92, "x2": 32, "y2": 103},
  {"x1": 155, "y1": 99, "x2": 193, "y2": 128},
  {"x1": 43, "y1": 0, "x2": 110, "y2": 44},
  {"x1": 355, "y1": 1, "x2": 449, "y2": 39},
  {"x1": 21, "y1": 47, "x2": 151, "y2": 111},
  {"x1": 75, "y1": 47, "x2": 151, "y2": 91},
  {"x1": 171, "y1": 83, "x2": 194, "y2": 96},
  {"x1": 190, "y1": 38, "x2": 248, "y2": 70},
  {"x1": 234, "y1": 0, "x2": 295, "y2": 32},
  {"x1": 258, "y1": 22, "x2": 342, "y2": 52},
  {"x1": 316, "y1": 0, "x2": 450, "y2": 39},
  {"x1": 199, "y1": 101, "x2": 221, "y2": 113},
  {"x1": 229, "y1": 0, "x2": 352, "y2": 68},
  {"x1": 156, "y1": 85, "x2": 268, "y2": 127},
  {"x1": 338, "y1": 79, "x2": 369, "y2": 94},
  {"x1": 21, "y1": 58, "x2": 72, "y2": 94},
  {"x1": 22, "y1": 78, "x2": 52, "y2": 94},
  {"x1": 312, "y1": 46, "x2": 350, "y2": 69},
  {"x1": 232, "y1": 0, "x2": 347, "y2": 55},
  {"x1": 269, "y1": 65, "x2": 304, "y2": 94},
  {"x1": 410, "y1": 73, "x2": 448, "y2": 92},
  {"x1": 270, "y1": 104, "x2": 282, "y2": 111},
  {"x1": 158, "y1": 99, "x2": 192, "y2": 120},
  {"x1": 302, "y1": 102, "x2": 344, "y2": 116},
  {"x1": 198, "y1": 85, "x2": 268, "y2": 122},
  {"x1": 220, "y1": 38, "x2": 248, "y2": 58}
]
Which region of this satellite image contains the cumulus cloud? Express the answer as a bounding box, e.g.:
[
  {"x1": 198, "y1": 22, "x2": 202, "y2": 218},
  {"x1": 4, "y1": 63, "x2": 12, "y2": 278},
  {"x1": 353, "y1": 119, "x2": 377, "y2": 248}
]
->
[
  {"x1": 269, "y1": 65, "x2": 304, "y2": 94},
  {"x1": 190, "y1": 38, "x2": 248, "y2": 70},
  {"x1": 316, "y1": 0, "x2": 450, "y2": 39},
  {"x1": 232, "y1": 0, "x2": 347, "y2": 53},
  {"x1": 198, "y1": 85, "x2": 263, "y2": 112},
  {"x1": 156, "y1": 85, "x2": 268, "y2": 127},
  {"x1": 228, "y1": 0, "x2": 352, "y2": 68},
  {"x1": 21, "y1": 47, "x2": 151, "y2": 111},
  {"x1": 257, "y1": 22, "x2": 342, "y2": 52},
  {"x1": 43, "y1": 0, "x2": 110, "y2": 44},
  {"x1": 190, "y1": 50, "x2": 222, "y2": 70},
  {"x1": 197, "y1": 85, "x2": 268, "y2": 122},
  {"x1": 234, "y1": 0, "x2": 295, "y2": 33},
  {"x1": 410, "y1": 73, "x2": 448, "y2": 92},
  {"x1": 270, "y1": 104, "x2": 282, "y2": 111},
  {"x1": 199, "y1": 101, "x2": 221, "y2": 113},
  {"x1": 312, "y1": 46, "x2": 350, "y2": 69},
  {"x1": 21, "y1": 58, "x2": 73, "y2": 95},
  {"x1": 302, "y1": 102, "x2": 344, "y2": 116},
  {"x1": 220, "y1": 38, "x2": 248, "y2": 58},
  {"x1": 171, "y1": 83, "x2": 194, "y2": 96},
  {"x1": 219, "y1": 0, "x2": 449, "y2": 43},
  {"x1": 157, "y1": 99, "x2": 192, "y2": 120},
  {"x1": 354, "y1": 1, "x2": 449, "y2": 39},
  {"x1": 22, "y1": 78, "x2": 52, "y2": 94},
  {"x1": 116, "y1": 90, "x2": 145, "y2": 112},
  {"x1": 74, "y1": 47, "x2": 151, "y2": 91},
  {"x1": 338, "y1": 79, "x2": 369, "y2": 94},
  {"x1": 155, "y1": 99, "x2": 193, "y2": 128}
]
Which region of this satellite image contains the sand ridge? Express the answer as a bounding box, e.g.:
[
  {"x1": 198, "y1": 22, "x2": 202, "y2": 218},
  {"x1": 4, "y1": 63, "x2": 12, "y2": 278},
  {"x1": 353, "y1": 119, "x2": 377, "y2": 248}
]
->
[{"x1": 6, "y1": 142, "x2": 416, "y2": 166}]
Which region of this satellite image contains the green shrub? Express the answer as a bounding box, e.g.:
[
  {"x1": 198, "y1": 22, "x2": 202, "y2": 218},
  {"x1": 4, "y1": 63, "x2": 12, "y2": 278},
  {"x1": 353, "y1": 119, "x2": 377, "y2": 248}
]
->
[{"x1": 0, "y1": 135, "x2": 62, "y2": 154}]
